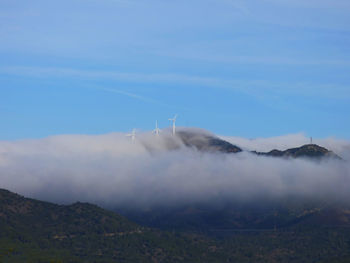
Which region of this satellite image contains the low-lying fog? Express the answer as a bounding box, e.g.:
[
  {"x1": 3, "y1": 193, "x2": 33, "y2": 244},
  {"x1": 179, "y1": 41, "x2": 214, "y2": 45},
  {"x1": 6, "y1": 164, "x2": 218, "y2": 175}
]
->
[{"x1": 0, "y1": 128, "x2": 349, "y2": 209}]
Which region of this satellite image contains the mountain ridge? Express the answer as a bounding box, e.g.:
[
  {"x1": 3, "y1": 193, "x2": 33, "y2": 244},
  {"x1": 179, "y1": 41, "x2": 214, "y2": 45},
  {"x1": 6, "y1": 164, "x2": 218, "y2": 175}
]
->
[
  {"x1": 0, "y1": 188, "x2": 224, "y2": 262},
  {"x1": 1, "y1": 189, "x2": 350, "y2": 262},
  {"x1": 251, "y1": 144, "x2": 341, "y2": 159},
  {"x1": 175, "y1": 130, "x2": 341, "y2": 159}
]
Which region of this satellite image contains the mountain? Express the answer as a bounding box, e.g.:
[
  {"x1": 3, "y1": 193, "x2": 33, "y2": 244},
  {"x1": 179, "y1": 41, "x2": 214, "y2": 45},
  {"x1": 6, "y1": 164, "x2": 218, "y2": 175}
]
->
[
  {"x1": 252, "y1": 144, "x2": 341, "y2": 159},
  {"x1": 176, "y1": 130, "x2": 242, "y2": 153},
  {"x1": 174, "y1": 130, "x2": 341, "y2": 160},
  {"x1": 125, "y1": 200, "x2": 350, "y2": 233},
  {"x1": 0, "y1": 188, "x2": 224, "y2": 262},
  {"x1": 1, "y1": 188, "x2": 350, "y2": 263}
]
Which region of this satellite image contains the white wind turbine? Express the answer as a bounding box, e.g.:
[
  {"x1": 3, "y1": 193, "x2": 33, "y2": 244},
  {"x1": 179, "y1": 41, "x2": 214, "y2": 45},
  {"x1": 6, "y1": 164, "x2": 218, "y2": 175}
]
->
[
  {"x1": 126, "y1": 128, "x2": 136, "y2": 143},
  {"x1": 152, "y1": 120, "x2": 161, "y2": 136},
  {"x1": 168, "y1": 114, "x2": 178, "y2": 135}
]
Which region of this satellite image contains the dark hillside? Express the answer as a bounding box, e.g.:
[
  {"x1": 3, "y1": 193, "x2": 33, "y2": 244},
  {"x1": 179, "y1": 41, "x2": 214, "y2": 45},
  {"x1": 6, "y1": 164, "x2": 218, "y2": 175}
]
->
[
  {"x1": 252, "y1": 144, "x2": 341, "y2": 159},
  {"x1": 0, "y1": 189, "x2": 220, "y2": 262},
  {"x1": 1, "y1": 189, "x2": 350, "y2": 262},
  {"x1": 177, "y1": 130, "x2": 242, "y2": 153}
]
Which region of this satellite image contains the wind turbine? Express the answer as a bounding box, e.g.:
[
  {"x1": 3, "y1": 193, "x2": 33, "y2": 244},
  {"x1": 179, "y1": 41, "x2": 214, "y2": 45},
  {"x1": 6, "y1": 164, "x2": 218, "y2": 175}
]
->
[
  {"x1": 126, "y1": 128, "x2": 136, "y2": 143},
  {"x1": 168, "y1": 114, "x2": 177, "y2": 135},
  {"x1": 152, "y1": 120, "x2": 161, "y2": 136}
]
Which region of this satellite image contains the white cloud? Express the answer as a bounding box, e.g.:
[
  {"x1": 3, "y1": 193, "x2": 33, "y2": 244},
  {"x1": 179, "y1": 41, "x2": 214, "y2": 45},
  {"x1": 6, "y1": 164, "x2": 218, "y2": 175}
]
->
[{"x1": 0, "y1": 129, "x2": 349, "y2": 210}]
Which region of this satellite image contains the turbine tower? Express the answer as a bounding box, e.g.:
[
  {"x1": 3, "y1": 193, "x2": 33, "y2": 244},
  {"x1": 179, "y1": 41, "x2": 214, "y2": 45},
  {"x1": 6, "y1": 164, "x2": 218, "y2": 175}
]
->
[
  {"x1": 126, "y1": 128, "x2": 136, "y2": 143},
  {"x1": 168, "y1": 114, "x2": 177, "y2": 135},
  {"x1": 153, "y1": 120, "x2": 161, "y2": 136}
]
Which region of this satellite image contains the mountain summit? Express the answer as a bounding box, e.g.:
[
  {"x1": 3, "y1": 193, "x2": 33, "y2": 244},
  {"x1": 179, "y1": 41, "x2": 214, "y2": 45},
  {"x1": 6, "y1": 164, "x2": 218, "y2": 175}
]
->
[
  {"x1": 176, "y1": 130, "x2": 242, "y2": 153},
  {"x1": 252, "y1": 144, "x2": 341, "y2": 159}
]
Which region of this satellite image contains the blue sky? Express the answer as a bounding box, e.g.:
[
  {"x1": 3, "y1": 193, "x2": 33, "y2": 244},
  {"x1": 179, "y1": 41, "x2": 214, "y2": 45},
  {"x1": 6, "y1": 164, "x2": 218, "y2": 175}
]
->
[{"x1": 1, "y1": 0, "x2": 349, "y2": 140}]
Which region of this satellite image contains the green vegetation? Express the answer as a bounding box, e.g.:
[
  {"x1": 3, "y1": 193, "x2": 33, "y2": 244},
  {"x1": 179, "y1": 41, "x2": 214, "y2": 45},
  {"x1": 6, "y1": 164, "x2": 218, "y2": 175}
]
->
[{"x1": 1, "y1": 189, "x2": 350, "y2": 262}]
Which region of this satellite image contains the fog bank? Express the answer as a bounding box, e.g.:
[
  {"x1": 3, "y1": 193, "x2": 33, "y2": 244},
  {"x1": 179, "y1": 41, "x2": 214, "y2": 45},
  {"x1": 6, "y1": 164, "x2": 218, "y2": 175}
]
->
[{"x1": 0, "y1": 129, "x2": 349, "y2": 209}]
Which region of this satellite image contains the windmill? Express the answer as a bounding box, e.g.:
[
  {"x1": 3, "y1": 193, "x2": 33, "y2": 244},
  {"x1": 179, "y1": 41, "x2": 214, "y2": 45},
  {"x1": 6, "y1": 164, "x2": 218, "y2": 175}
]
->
[
  {"x1": 126, "y1": 128, "x2": 136, "y2": 143},
  {"x1": 168, "y1": 114, "x2": 177, "y2": 135},
  {"x1": 152, "y1": 120, "x2": 161, "y2": 136}
]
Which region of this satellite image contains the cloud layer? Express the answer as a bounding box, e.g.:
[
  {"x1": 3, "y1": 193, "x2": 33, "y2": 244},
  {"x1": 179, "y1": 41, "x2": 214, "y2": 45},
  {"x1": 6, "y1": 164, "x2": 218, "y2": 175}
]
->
[{"x1": 0, "y1": 129, "x2": 349, "y2": 210}]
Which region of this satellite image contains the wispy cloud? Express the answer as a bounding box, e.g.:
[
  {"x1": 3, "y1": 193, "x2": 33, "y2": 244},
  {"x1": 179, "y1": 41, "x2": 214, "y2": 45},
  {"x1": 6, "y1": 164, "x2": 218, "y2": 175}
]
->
[
  {"x1": 262, "y1": 0, "x2": 350, "y2": 10},
  {"x1": 153, "y1": 48, "x2": 350, "y2": 67},
  {"x1": 1, "y1": 66, "x2": 349, "y2": 101},
  {"x1": 89, "y1": 86, "x2": 159, "y2": 104},
  {"x1": 215, "y1": 0, "x2": 253, "y2": 16}
]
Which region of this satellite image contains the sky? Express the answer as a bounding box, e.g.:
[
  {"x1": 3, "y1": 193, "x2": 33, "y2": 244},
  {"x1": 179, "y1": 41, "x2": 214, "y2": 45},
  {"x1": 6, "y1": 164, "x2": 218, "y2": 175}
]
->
[{"x1": 1, "y1": 0, "x2": 350, "y2": 140}]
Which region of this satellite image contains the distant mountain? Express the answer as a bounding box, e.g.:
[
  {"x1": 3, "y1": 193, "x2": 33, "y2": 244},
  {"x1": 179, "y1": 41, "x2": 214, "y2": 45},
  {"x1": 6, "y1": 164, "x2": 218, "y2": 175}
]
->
[
  {"x1": 123, "y1": 200, "x2": 350, "y2": 262},
  {"x1": 126, "y1": 201, "x2": 350, "y2": 233},
  {"x1": 176, "y1": 130, "x2": 341, "y2": 160},
  {"x1": 252, "y1": 144, "x2": 341, "y2": 159},
  {"x1": 176, "y1": 130, "x2": 242, "y2": 153}
]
